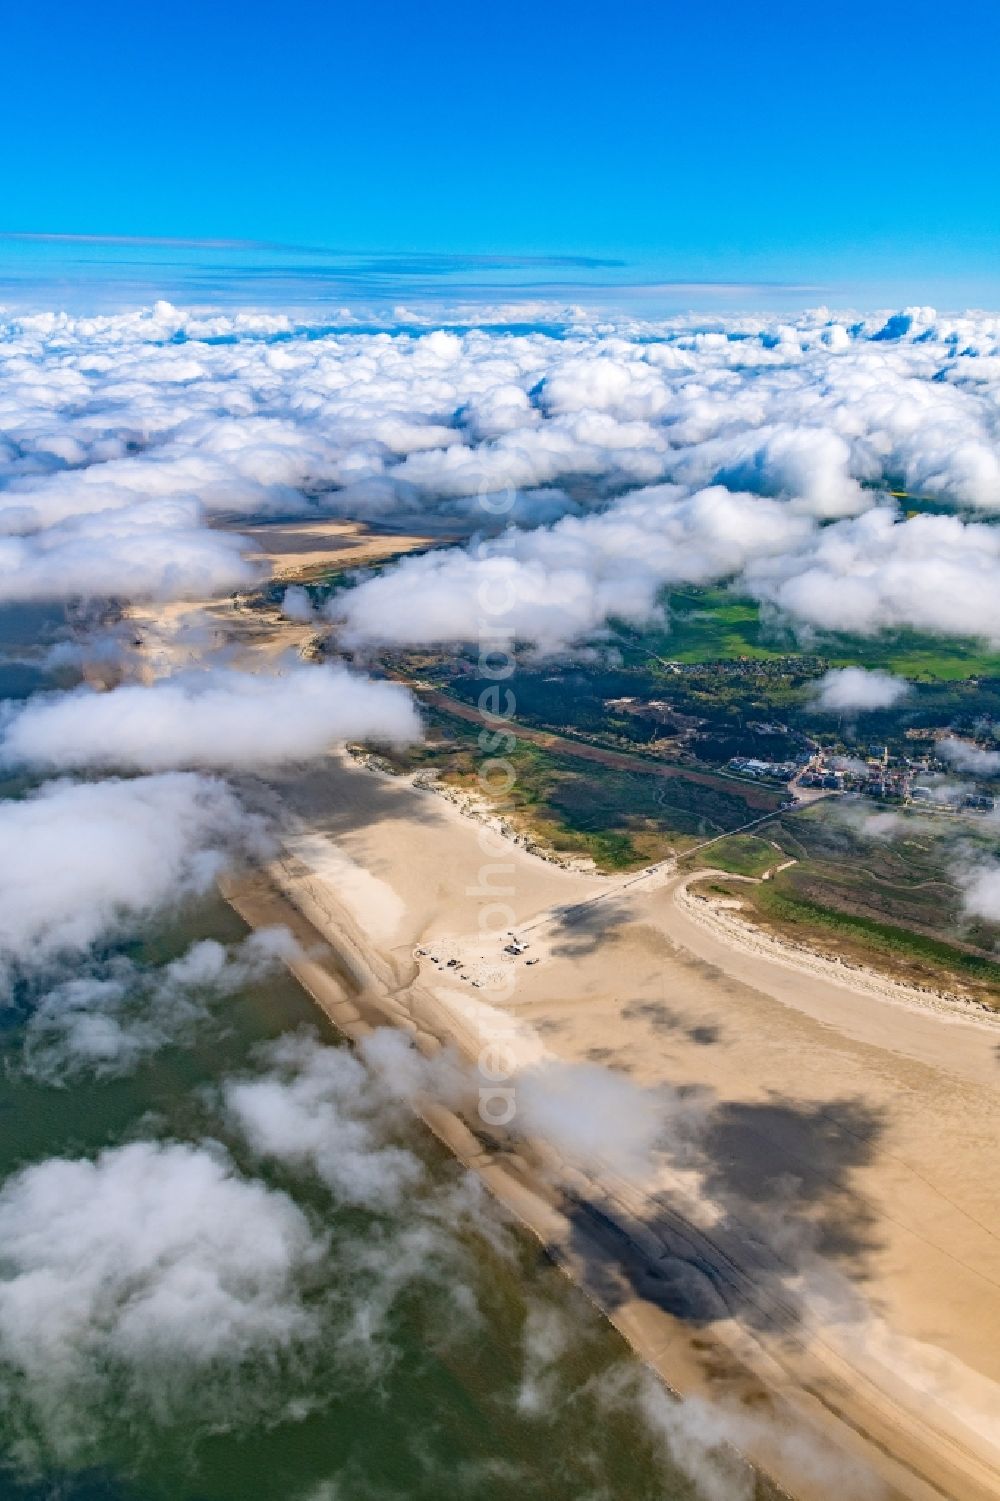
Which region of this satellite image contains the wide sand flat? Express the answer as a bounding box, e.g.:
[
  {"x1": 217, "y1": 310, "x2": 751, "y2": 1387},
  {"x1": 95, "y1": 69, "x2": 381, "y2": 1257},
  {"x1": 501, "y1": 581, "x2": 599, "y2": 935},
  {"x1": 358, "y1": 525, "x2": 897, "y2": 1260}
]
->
[
  {"x1": 235, "y1": 517, "x2": 440, "y2": 579},
  {"x1": 123, "y1": 518, "x2": 441, "y2": 673},
  {"x1": 241, "y1": 751, "x2": 1000, "y2": 1501}
]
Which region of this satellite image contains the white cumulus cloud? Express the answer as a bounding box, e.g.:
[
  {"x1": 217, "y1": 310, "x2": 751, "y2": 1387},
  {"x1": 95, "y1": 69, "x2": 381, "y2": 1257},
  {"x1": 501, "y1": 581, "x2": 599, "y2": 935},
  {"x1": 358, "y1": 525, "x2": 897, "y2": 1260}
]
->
[
  {"x1": 1, "y1": 662, "x2": 421, "y2": 773},
  {"x1": 743, "y1": 508, "x2": 1000, "y2": 641},
  {"x1": 22, "y1": 928, "x2": 299, "y2": 1083},
  {"x1": 331, "y1": 485, "x2": 813, "y2": 653},
  {"x1": 0, "y1": 773, "x2": 264, "y2": 983},
  {"x1": 0, "y1": 1140, "x2": 325, "y2": 1459},
  {"x1": 809, "y1": 667, "x2": 910, "y2": 713}
]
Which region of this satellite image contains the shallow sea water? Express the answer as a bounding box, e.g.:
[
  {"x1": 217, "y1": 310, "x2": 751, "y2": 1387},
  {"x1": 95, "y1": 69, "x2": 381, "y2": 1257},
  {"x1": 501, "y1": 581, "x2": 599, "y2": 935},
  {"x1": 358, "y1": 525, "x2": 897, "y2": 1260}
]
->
[
  {"x1": 0, "y1": 607, "x2": 722, "y2": 1501},
  {"x1": 0, "y1": 896, "x2": 720, "y2": 1501}
]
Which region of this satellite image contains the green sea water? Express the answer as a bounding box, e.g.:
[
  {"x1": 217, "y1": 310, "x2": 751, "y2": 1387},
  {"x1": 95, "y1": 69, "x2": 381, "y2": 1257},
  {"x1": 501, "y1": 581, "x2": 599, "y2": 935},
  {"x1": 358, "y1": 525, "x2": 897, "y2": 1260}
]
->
[
  {"x1": 0, "y1": 605, "x2": 750, "y2": 1501},
  {"x1": 0, "y1": 901, "x2": 727, "y2": 1501}
]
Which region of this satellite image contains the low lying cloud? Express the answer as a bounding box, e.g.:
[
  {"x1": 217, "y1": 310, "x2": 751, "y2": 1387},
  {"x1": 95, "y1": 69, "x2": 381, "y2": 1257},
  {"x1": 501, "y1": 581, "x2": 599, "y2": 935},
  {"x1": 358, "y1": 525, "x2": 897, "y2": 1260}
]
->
[
  {"x1": 744, "y1": 508, "x2": 1000, "y2": 642},
  {"x1": 224, "y1": 1031, "x2": 427, "y2": 1210},
  {"x1": 0, "y1": 500, "x2": 264, "y2": 605},
  {"x1": 809, "y1": 666, "x2": 910, "y2": 713},
  {"x1": 280, "y1": 584, "x2": 316, "y2": 622},
  {"x1": 1, "y1": 662, "x2": 421, "y2": 773},
  {"x1": 954, "y1": 861, "x2": 1000, "y2": 923},
  {"x1": 938, "y1": 737, "x2": 1000, "y2": 775},
  {"x1": 335, "y1": 495, "x2": 1000, "y2": 656},
  {"x1": 0, "y1": 1139, "x2": 326, "y2": 1462},
  {"x1": 225, "y1": 1029, "x2": 475, "y2": 1207},
  {"x1": 221, "y1": 1030, "x2": 515, "y2": 1380},
  {"x1": 3, "y1": 302, "x2": 1000, "y2": 619},
  {"x1": 331, "y1": 485, "x2": 813, "y2": 653},
  {"x1": 0, "y1": 773, "x2": 265, "y2": 985},
  {"x1": 0, "y1": 1030, "x2": 519, "y2": 1470},
  {"x1": 515, "y1": 1299, "x2": 574, "y2": 1415},
  {"x1": 22, "y1": 928, "x2": 298, "y2": 1083},
  {"x1": 512, "y1": 1058, "x2": 669, "y2": 1178},
  {"x1": 666, "y1": 422, "x2": 867, "y2": 519},
  {"x1": 630, "y1": 1369, "x2": 881, "y2": 1501}
]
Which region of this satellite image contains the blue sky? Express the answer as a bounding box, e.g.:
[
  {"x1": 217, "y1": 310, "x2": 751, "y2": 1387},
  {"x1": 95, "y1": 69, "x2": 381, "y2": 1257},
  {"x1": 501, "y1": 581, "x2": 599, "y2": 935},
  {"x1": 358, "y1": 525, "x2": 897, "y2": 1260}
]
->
[{"x1": 3, "y1": 0, "x2": 999, "y2": 308}]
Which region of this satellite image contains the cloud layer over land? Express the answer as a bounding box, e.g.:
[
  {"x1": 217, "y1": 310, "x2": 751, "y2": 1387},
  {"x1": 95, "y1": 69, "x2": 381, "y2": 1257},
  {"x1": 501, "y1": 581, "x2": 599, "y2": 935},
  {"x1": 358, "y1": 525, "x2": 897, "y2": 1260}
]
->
[
  {"x1": 0, "y1": 1137, "x2": 323, "y2": 1391},
  {"x1": 22, "y1": 928, "x2": 299, "y2": 1082},
  {"x1": 3, "y1": 301, "x2": 1000, "y2": 639},
  {"x1": 9, "y1": 300, "x2": 995, "y2": 1495}
]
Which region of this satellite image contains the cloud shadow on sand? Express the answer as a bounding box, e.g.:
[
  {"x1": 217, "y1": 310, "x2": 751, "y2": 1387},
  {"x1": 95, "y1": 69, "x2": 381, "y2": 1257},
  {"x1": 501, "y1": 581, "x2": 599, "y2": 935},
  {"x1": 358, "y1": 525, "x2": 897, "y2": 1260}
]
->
[
  {"x1": 547, "y1": 898, "x2": 634, "y2": 959},
  {"x1": 561, "y1": 1091, "x2": 885, "y2": 1337},
  {"x1": 622, "y1": 999, "x2": 725, "y2": 1047},
  {"x1": 246, "y1": 759, "x2": 443, "y2": 840}
]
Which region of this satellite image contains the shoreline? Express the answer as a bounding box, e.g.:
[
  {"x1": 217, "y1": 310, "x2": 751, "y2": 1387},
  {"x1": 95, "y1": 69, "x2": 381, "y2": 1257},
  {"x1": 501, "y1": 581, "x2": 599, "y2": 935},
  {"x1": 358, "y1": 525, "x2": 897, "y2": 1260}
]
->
[
  {"x1": 352, "y1": 748, "x2": 1000, "y2": 1031},
  {"x1": 218, "y1": 864, "x2": 842, "y2": 1501},
  {"x1": 218, "y1": 754, "x2": 1000, "y2": 1501}
]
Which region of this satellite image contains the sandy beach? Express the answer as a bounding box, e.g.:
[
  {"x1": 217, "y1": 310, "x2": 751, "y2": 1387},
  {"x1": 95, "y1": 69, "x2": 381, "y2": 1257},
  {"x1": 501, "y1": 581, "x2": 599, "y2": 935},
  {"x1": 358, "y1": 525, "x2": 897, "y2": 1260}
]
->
[
  {"x1": 121, "y1": 517, "x2": 445, "y2": 677},
  {"x1": 133, "y1": 513, "x2": 1000, "y2": 1501},
  {"x1": 215, "y1": 744, "x2": 1000, "y2": 1501},
  {"x1": 234, "y1": 517, "x2": 439, "y2": 581}
]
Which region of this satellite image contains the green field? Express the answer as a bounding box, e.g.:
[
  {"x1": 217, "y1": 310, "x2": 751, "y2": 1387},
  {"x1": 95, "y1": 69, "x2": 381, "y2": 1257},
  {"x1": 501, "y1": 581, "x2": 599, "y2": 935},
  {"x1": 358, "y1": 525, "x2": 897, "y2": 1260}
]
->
[
  {"x1": 693, "y1": 833, "x2": 781, "y2": 877},
  {"x1": 621, "y1": 588, "x2": 793, "y2": 663},
  {"x1": 707, "y1": 803, "x2": 1000, "y2": 1006},
  {"x1": 749, "y1": 881, "x2": 1000, "y2": 1004},
  {"x1": 359, "y1": 579, "x2": 1000, "y2": 995},
  {"x1": 626, "y1": 585, "x2": 1000, "y2": 682},
  {"x1": 383, "y1": 708, "x2": 775, "y2": 871}
]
